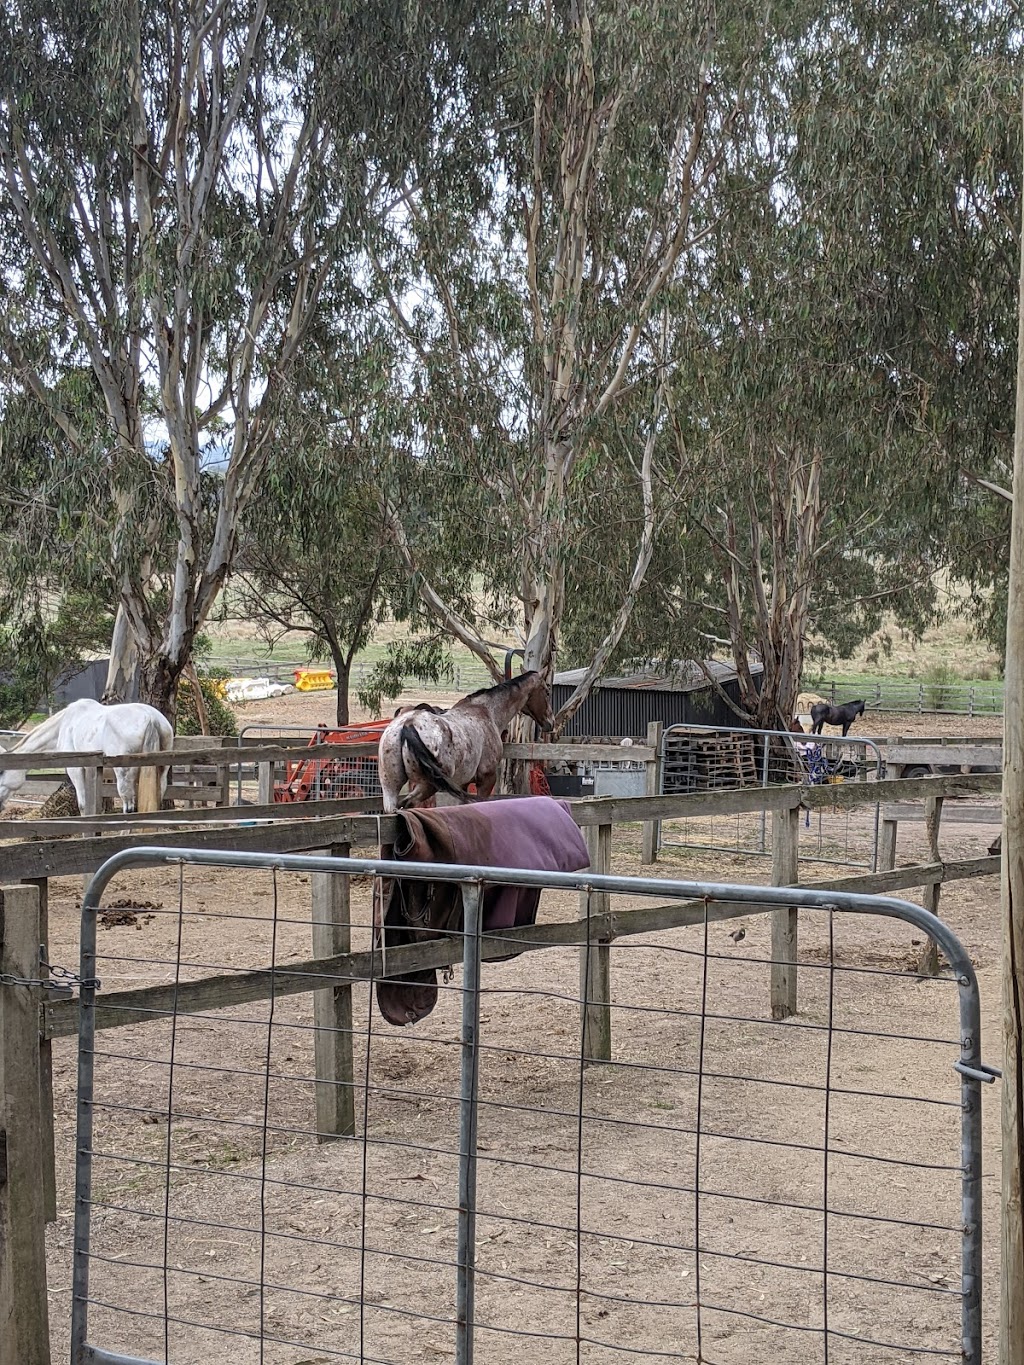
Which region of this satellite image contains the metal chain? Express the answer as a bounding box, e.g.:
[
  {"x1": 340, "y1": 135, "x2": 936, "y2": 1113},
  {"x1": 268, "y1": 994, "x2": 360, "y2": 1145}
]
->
[{"x1": 0, "y1": 948, "x2": 100, "y2": 996}]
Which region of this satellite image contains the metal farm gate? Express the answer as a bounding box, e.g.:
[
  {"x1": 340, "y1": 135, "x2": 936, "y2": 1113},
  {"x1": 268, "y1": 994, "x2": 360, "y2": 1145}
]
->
[
  {"x1": 68, "y1": 848, "x2": 993, "y2": 1364},
  {"x1": 659, "y1": 723, "x2": 886, "y2": 870}
]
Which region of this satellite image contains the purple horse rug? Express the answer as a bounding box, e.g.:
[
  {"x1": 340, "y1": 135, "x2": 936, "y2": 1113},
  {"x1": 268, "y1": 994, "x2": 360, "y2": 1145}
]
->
[{"x1": 374, "y1": 795, "x2": 590, "y2": 1025}]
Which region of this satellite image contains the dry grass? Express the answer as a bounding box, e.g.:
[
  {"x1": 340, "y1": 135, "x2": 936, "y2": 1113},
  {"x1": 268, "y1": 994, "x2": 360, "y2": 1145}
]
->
[
  {"x1": 205, "y1": 577, "x2": 1003, "y2": 686},
  {"x1": 810, "y1": 579, "x2": 1001, "y2": 682}
]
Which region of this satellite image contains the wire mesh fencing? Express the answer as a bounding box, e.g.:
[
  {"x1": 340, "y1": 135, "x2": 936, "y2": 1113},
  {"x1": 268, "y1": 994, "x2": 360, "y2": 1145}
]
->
[
  {"x1": 68, "y1": 849, "x2": 990, "y2": 1365},
  {"x1": 659, "y1": 725, "x2": 885, "y2": 870},
  {"x1": 234, "y1": 724, "x2": 386, "y2": 806}
]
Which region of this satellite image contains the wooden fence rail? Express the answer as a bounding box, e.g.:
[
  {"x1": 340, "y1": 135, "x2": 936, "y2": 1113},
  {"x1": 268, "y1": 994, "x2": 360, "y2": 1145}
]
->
[
  {"x1": 0, "y1": 772, "x2": 1002, "y2": 884},
  {"x1": 38, "y1": 851, "x2": 999, "y2": 1048},
  {"x1": 0, "y1": 739, "x2": 654, "y2": 772}
]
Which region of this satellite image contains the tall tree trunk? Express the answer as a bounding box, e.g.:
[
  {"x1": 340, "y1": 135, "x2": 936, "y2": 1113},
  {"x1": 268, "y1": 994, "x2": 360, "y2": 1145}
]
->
[
  {"x1": 332, "y1": 656, "x2": 352, "y2": 727},
  {"x1": 137, "y1": 650, "x2": 188, "y2": 723},
  {"x1": 103, "y1": 604, "x2": 139, "y2": 702},
  {"x1": 714, "y1": 447, "x2": 824, "y2": 735}
]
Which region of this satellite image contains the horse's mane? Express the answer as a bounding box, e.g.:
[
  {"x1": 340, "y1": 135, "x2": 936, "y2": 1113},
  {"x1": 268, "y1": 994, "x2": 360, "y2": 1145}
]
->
[{"x1": 464, "y1": 670, "x2": 541, "y2": 702}]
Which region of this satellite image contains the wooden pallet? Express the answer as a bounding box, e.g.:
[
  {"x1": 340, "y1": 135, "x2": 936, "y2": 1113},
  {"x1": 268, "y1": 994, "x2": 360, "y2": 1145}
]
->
[{"x1": 662, "y1": 729, "x2": 759, "y2": 792}]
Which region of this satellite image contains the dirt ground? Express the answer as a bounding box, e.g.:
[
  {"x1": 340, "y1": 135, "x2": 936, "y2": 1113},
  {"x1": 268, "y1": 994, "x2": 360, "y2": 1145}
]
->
[
  {"x1": 33, "y1": 790, "x2": 1002, "y2": 1364},
  {"x1": 4, "y1": 697, "x2": 1004, "y2": 1360}
]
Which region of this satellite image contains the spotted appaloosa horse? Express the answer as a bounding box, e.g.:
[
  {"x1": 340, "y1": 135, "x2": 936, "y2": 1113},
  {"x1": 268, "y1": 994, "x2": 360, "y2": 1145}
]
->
[
  {"x1": 377, "y1": 672, "x2": 555, "y2": 812},
  {"x1": 0, "y1": 699, "x2": 173, "y2": 814},
  {"x1": 809, "y1": 699, "x2": 866, "y2": 737}
]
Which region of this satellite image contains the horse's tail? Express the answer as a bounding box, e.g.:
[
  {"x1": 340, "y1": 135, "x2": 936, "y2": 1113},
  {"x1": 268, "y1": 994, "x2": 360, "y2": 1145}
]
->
[
  {"x1": 137, "y1": 715, "x2": 173, "y2": 812},
  {"x1": 400, "y1": 725, "x2": 477, "y2": 804}
]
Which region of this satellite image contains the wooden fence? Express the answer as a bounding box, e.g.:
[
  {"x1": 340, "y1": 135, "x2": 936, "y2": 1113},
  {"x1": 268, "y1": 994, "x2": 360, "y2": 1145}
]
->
[
  {"x1": 0, "y1": 736, "x2": 657, "y2": 812},
  {"x1": 0, "y1": 769, "x2": 1002, "y2": 1363}
]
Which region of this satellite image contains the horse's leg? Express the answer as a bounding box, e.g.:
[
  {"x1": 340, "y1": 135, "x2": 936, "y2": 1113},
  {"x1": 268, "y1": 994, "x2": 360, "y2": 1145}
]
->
[
  {"x1": 399, "y1": 780, "x2": 436, "y2": 809},
  {"x1": 115, "y1": 766, "x2": 139, "y2": 814},
  {"x1": 475, "y1": 769, "x2": 497, "y2": 800},
  {"x1": 67, "y1": 767, "x2": 88, "y2": 813},
  {"x1": 378, "y1": 731, "x2": 406, "y2": 814},
  {"x1": 0, "y1": 769, "x2": 27, "y2": 810}
]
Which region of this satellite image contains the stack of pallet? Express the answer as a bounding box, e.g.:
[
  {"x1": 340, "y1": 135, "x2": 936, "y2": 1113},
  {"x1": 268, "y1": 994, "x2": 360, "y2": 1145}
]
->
[{"x1": 662, "y1": 728, "x2": 759, "y2": 793}]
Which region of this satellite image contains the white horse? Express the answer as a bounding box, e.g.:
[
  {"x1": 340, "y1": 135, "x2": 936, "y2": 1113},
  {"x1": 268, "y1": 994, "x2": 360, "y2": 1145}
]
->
[{"x1": 0, "y1": 699, "x2": 174, "y2": 814}]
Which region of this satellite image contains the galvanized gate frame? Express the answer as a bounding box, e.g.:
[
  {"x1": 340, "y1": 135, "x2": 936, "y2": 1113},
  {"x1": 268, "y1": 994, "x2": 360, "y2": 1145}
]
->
[
  {"x1": 659, "y1": 721, "x2": 887, "y2": 868},
  {"x1": 71, "y1": 848, "x2": 996, "y2": 1365}
]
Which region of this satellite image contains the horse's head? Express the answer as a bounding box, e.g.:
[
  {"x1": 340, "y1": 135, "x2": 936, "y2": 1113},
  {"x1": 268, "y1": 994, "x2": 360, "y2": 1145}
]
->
[
  {"x1": 522, "y1": 672, "x2": 555, "y2": 733},
  {"x1": 854, "y1": 700, "x2": 866, "y2": 717}
]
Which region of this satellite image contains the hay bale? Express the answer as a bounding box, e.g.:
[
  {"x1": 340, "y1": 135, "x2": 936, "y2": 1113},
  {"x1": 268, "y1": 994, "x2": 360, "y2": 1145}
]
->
[
  {"x1": 38, "y1": 781, "x2": 80, "y2": 818},
  {"x1": 796, "y1": 690, "x2": 827, "y2": 729}
]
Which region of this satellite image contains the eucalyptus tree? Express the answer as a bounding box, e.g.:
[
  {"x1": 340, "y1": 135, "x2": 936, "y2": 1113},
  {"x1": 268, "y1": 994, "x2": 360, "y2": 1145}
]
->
[
  {"x1": 0, "y1": 0, "x2": 430, "y2": 714},
  {"x1": 778, "y1": 0, "x2": 1022, "y2": 664},
  {"x1": 368, "y1": 0, "x2": 772, "y2": 729},
  {"x1": 232, "y1": 327, "x2": 427, "y2": 726},
  {"x1": 645, "y1": 0, "x2": 1021, "y2": 729},
  {"x1": 0, "y1": 378, "x2": 120, "y2": 722}
]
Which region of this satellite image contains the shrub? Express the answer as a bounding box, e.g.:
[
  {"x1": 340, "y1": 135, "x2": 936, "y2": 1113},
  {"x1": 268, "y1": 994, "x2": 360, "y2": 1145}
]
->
[
  {"x1": 922, "y1": 662, "x2": 957, "y2": 712},
  {"x1": 177, "y1": 675, "x2": 238, "y2": 737}
]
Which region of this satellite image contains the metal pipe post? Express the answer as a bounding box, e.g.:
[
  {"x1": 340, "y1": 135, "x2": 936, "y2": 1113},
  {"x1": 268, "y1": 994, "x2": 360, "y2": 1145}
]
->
[{"x1": 456, "y1": 881, "x2": 484, "y2": 1365}]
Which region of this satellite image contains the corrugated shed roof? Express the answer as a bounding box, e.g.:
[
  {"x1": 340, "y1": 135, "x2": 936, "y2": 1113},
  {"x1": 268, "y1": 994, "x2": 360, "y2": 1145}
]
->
[{"x1": 553, "y1": 658, "x2": 764, "y2": 693}]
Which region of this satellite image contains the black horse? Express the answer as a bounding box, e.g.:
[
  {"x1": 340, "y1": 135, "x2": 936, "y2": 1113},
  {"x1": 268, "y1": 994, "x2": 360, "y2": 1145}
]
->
[{"x1": 809, "y1": 699, "x2": 866, "y2": 737}]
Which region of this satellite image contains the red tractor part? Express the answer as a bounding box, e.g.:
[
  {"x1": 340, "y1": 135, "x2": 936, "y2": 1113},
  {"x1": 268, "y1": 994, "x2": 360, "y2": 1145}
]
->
[
  {"x1": 272, "y1": 715, "x2": 552, "y2": 803},
  {"x1": 273, "y1": 719, "x2": 393, "y2": 803}
]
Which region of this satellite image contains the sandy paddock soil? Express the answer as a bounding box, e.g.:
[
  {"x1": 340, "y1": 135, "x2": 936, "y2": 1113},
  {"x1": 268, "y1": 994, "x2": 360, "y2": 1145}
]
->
[
  {"x1": 230, "y1": 687, "x2": 1006, "y2": 742},
  {"x1": 31, "y1": 789, "x2": 1003, "y2": 1364}
]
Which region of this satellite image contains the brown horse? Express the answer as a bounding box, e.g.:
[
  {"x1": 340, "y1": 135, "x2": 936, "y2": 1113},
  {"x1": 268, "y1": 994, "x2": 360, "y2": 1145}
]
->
[{"x1": 377, "y1": 672, "x2": 554, "y2": 812}]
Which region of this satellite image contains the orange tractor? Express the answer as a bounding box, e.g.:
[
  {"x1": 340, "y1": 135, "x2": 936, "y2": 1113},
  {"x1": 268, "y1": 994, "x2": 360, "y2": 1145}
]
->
[{"x1": 273, "y1": 719, "x2": 393, "y2": 803}]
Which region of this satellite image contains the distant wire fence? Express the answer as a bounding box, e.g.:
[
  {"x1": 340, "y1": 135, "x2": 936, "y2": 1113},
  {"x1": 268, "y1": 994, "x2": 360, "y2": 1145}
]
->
[
  {"x1": 56, "y1": 848, "x2": 992, "y2": 1364},
  {"x1": 659, "y1": 725, "x2": 886, "y2": 871},
  {"x1": 214, "y1": 661, "x2": 1005, "y2": 716},
  {"x1": 812, "y1": 678, "x2": 1004, "y2": 717}
]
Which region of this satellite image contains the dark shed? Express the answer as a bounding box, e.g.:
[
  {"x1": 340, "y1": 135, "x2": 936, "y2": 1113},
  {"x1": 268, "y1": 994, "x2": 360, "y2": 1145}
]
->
[
  {"x1": 551, "y1": 659, "x2": 763, "y2": 740},
  {"x1": 46, "y1": 658, "x2": 139, "y2": 708}
]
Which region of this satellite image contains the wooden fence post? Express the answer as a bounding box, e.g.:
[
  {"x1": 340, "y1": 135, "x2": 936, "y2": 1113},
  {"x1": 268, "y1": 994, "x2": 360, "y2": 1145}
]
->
[
  {"x1": 641, "y1": 721, "x2": 664, "y2": 865},
  {"x1": 311, "y1": 845, "x2": 355, "y2": 1139},
  {"x1": 918, "y1": 795, "x2": 945, "y2": 977},
  {"x1": 771, "y1": 805, "x2": 800, "y2": 1020},
  {"x1": 79, "y1": 768, "x2": 104, "y2": 897},
  {"x1": 878, "y1": 817, "x2": 898, "y2": 873},
  {"x1": 0, "y1": 883, "x2": 52, "y2": 1365},
  {"x1": 217, "y1": 760, "x2": 231, "y2": 807},
  {"x1": 257, "y1": 760, "x2": 274, "y2": 806},
  {"x1": 79, "y1": 765, "x2": 101, "y2": 816},
  {"x1": 20, "y1": 877, "x2": 55, "y2": 1224},
  {"x1": 580, "y1": 822, "x2": 612, "y2": 1063}
]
